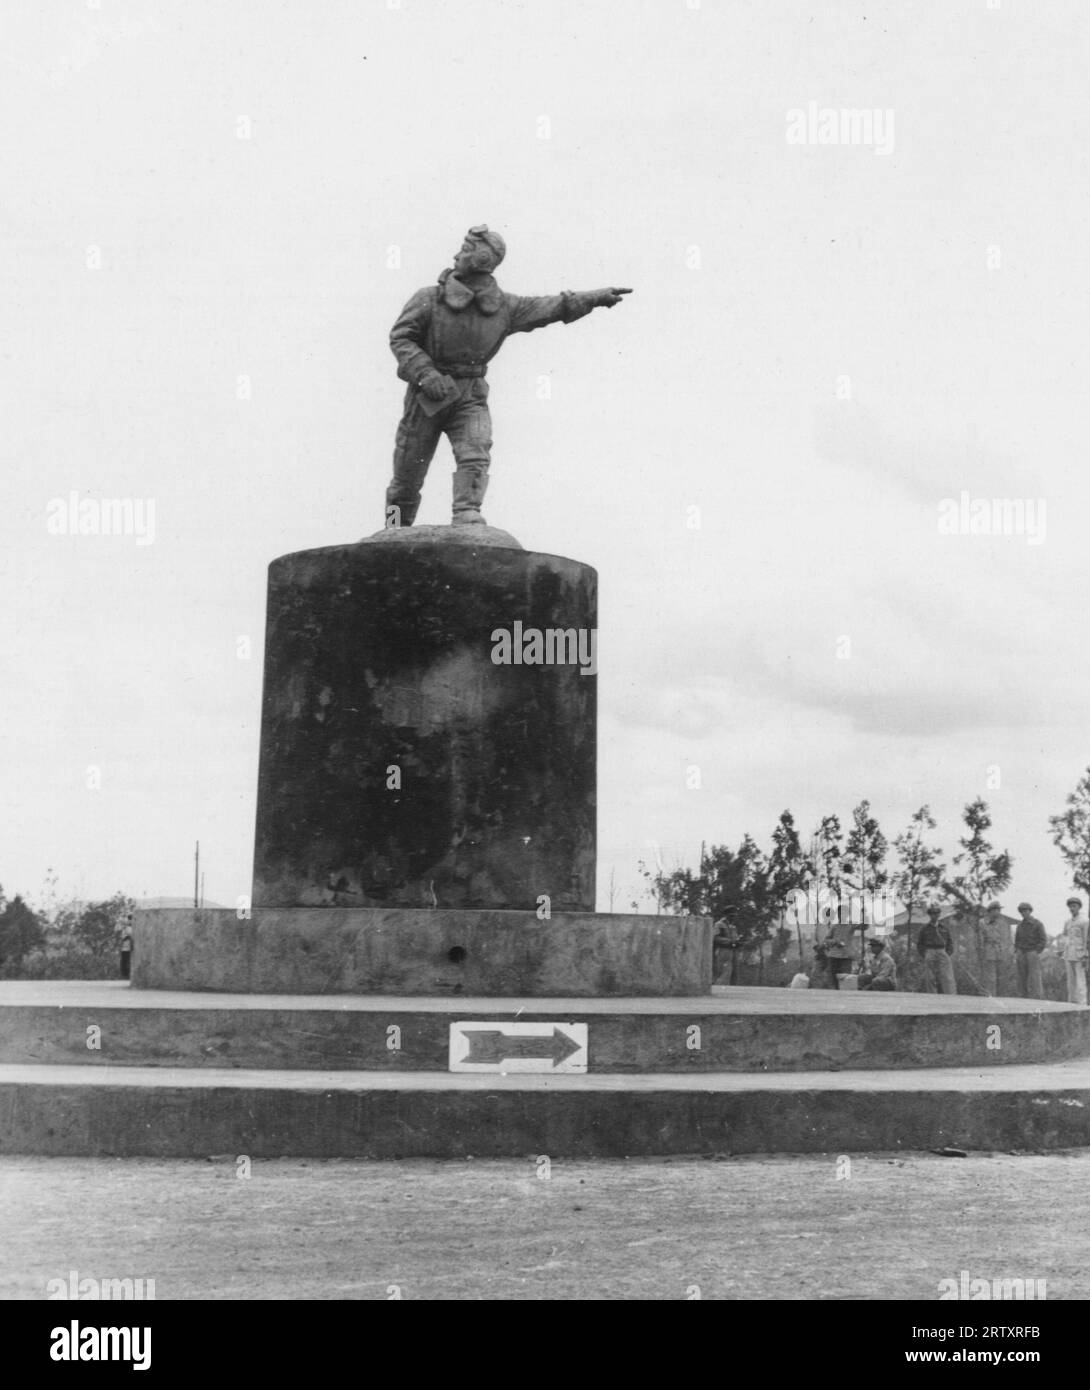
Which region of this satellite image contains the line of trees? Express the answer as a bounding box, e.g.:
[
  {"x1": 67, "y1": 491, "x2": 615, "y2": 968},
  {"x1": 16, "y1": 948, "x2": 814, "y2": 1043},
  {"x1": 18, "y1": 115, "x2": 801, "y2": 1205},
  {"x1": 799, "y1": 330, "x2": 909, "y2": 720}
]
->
[
  {"x1": 0, "y1": 873, "x2": 134, "y2": 980},
  {"x1": 642, "y1": 791, "x2": 1030, "y2": 980}
]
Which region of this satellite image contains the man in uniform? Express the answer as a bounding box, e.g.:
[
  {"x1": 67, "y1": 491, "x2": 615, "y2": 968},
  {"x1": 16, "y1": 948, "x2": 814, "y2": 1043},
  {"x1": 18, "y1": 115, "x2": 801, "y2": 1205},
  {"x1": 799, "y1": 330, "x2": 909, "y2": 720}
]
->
[
  {"x1": 819, "y1": 917, "x2": 856, "y2": 989},
  {"x1": 1059, "y1": 896, "x2": 1089, "y2": 1005},
  {"x1": 1013, "y1": 900, "x2": 1047, "y2": 1000},
  {"x1": 119, "y1": 914, "x2": 134, "y2": 981},
  {"x1": 916, "y1": 903, "x2": 956, "y2": 994},
  {"x1": 712, "y1": 910, "x2": 741, "y2": 986},
  {"x1": 386, "y1": 225, "x2": 632, "y2": 527},
  {"x1": 978, "y1": 900, "x2": 1011, "y2": 997}
]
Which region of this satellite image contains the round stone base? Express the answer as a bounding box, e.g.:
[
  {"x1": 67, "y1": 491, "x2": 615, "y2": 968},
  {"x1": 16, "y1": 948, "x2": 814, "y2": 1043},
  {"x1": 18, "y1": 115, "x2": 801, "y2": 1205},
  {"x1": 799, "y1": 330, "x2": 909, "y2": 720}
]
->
[
  {"x1": 131, "y1": 908, "x2": 713, "y2": 997},
  {"x1": 252, "y1": 537, "x2": 597, "y2": 911}
]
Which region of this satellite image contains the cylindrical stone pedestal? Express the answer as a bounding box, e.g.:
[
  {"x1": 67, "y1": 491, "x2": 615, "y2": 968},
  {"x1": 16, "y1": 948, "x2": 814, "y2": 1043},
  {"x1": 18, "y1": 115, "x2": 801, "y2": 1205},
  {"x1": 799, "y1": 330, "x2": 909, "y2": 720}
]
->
[{"x1": 252, "y1": 526, "x2": 596, "y2": 911}]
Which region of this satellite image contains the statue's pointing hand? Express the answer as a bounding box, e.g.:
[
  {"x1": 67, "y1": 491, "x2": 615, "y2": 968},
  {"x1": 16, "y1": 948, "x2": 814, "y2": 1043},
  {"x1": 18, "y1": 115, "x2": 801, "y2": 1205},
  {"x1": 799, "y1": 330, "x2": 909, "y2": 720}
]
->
[{"x1": 593, "y1": 287, "x2": 633, "y2": 308}]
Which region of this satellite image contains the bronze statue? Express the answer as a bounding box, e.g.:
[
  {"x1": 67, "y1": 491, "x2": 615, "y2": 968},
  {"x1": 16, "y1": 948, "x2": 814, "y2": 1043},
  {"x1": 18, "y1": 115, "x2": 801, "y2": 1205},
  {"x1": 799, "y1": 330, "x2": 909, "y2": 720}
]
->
[{"x1": 386, "y1": 225, "x2": 631, "y2": 527}]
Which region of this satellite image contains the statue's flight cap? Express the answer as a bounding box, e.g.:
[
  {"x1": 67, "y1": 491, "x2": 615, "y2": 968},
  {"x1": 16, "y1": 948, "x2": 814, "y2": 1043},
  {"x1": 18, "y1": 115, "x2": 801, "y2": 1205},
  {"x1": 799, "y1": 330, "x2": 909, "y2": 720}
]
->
[{"x1": 466, "y1": 224, "x2": 506, "y2": 267}]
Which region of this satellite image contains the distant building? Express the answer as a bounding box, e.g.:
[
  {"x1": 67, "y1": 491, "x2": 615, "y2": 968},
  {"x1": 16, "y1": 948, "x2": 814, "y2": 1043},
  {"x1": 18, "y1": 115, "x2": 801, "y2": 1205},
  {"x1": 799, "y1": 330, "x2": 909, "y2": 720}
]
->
[{"x1": 890, "y1": 905, "x2": 1020, "y2": 937}]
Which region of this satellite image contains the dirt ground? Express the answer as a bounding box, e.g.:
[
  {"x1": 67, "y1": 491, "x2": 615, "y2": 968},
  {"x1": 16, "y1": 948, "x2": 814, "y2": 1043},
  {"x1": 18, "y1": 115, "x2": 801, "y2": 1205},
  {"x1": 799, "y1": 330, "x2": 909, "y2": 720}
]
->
[{"x1": 0, "y1": 1148, "x2": 1085, "y2": 1300}]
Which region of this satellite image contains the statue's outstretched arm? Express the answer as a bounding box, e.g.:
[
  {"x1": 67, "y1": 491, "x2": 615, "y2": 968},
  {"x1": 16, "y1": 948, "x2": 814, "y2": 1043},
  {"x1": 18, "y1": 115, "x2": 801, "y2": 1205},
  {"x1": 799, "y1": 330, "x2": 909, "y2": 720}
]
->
[{"x1": 508, "y1": 287, "x2": 633, "y2": 335}]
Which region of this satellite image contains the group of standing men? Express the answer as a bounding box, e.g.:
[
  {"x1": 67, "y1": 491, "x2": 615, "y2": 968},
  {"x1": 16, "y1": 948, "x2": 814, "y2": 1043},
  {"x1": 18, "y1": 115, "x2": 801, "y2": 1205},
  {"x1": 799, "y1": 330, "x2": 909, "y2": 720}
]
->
[
  {"x1": 812, "y1": 898, "x2": 1089, "y2": 1002},
  {"x1": 912, "y1": 898, "x2": 1089, "y2": 1002},
  {"x1": 715, "y1": 897, "x2": 1090, "y2": 1002}
]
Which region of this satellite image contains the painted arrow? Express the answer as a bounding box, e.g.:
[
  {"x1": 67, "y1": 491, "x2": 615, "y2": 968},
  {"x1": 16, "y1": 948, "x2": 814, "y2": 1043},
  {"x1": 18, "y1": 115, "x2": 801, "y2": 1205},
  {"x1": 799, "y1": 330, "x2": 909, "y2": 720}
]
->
[
  {"x1": 449, "y1": 1022, "x2": 588, "y2": 1074},
  {"x1": 466, "y1": 1027, "x2": 581, "y2": 1067}
]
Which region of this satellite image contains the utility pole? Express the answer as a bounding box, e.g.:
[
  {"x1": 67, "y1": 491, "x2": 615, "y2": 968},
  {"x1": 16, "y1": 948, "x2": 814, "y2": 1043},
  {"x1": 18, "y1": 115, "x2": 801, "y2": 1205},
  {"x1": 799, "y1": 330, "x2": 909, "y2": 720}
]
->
[{"x1": 194, "y1": 841, "x2": 199, "y2": 910}]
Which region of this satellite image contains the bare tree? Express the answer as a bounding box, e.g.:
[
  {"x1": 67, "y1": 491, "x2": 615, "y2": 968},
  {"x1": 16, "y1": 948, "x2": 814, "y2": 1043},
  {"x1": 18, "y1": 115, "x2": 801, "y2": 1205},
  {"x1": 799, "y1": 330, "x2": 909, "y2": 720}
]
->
[
  {"x1": 842, "y1": 799, "x2": 889, "y2": 964},
  {"x1": 892, "y1": 805, "x2": 946, "y2": 955},
  {"x1": 768, "y1": 810, "x2": 809, "y2": 970},
  {"x1": 943, "y1": 798, "x2": 1012, "y2": 965}
]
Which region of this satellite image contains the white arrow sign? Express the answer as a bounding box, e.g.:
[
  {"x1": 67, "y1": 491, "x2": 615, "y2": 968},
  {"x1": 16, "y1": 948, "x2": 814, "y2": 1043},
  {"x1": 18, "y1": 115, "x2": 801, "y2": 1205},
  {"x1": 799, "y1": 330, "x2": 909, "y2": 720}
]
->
[{"x1": 449, "y1": 1022, "x2": 588, "y2": 1074}]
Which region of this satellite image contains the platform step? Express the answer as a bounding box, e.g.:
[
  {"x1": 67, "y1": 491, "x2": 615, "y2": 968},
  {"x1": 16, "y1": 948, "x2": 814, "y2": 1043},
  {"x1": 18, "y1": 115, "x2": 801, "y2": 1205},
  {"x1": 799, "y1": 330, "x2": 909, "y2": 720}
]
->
[
  {"x1": 4, "y1": 1060, "x2": 1090, "y2": 1157},
  {"x1": 2, "y1": 982, "x2": 1086, "y2": 1074}
]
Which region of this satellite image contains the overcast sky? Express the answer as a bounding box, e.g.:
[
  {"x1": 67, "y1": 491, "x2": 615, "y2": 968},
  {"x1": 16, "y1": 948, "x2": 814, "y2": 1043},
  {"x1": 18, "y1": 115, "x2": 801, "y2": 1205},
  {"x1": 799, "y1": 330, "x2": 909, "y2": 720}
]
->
[{"x1": 2, "y1": 0, "x2": 1088, "y2": 922}]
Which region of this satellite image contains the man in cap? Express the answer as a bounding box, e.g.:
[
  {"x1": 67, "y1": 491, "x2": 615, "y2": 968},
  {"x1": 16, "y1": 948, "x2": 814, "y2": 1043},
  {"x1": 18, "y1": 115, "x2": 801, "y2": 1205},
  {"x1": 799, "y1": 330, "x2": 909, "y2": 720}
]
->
[
  {"x1": 1059, "y1": 896, "x2": 1089, "y2": 1005},
  {"x1": 386, "y1": 225, "x2": 632, "y2": 527},
  {"x1": 859, "y1": 936, "x2": 897, "y2": 991},
  {"x1": 119, "y1": 913, "x2": 134, "y2": 981},
  {"x1": 712, "y1": 908, "x2": 741, "y2": 986},
  {"x1": 978, "y1": 901, "x2": 1011, "y2": 997},
  {"x1": 1013, "y1": 901, "x2": 1047, "y2": 1000},
  {"x1": 916, "y1": 903, "x2": 956, "y2": 994}
]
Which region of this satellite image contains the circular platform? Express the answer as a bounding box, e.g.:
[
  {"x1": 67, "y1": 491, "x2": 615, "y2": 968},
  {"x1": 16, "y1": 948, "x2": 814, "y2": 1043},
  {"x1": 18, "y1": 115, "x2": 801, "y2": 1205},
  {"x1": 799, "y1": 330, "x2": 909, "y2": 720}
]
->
[
  {"x1": 4, "y1": 982, "x2": 1090, "y2": 1157},
  {"x1": 8, "y1": 978, "x2": 1087, "y2": 1072}
]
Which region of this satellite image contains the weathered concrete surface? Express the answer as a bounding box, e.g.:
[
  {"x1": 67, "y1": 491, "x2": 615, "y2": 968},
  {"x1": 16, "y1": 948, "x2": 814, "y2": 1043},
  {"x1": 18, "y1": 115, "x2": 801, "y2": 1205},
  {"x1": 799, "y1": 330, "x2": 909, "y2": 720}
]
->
[
  {"x1": 131, "y1": 908, "x2": 712, "y2": 997},
  {"x1": 252, "y1": 540, "x2": 596, "y2": 911},
  {"x1": 4, "y1": 980, "x2": 1088, "y2": 1072},
  {"x1": 7, "y1": 1060, "x2": 1090, "y2": 1157}
]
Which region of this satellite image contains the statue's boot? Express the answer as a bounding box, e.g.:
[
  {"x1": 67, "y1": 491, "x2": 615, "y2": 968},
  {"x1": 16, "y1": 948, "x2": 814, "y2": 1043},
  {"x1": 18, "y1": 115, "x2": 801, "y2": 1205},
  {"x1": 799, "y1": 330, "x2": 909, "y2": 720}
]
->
[
  {"x1": 452, "y1": 460, "x2": 488, "y2": 526},
  {"x1": 384, "y1": 487, "x2": 420, "y2": 529}
]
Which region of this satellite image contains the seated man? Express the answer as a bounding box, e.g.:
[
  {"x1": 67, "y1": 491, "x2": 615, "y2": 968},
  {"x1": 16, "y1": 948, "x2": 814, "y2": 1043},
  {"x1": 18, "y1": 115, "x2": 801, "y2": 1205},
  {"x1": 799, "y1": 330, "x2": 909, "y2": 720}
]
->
[{"x1": 859, "y1": 937, "x2": 897, "y2": 991}]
